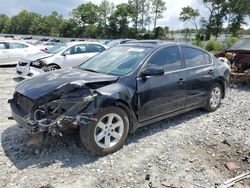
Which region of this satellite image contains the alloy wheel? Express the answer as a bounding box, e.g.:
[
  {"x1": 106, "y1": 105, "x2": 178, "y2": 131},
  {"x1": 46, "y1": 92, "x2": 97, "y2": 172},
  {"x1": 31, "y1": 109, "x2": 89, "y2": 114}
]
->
[
  {"x1": 94, "y1": 113, "x2": 124, "y2": 149},
  {"x1": 210, "y1": 87, "x2": 221, "y2": 108}
]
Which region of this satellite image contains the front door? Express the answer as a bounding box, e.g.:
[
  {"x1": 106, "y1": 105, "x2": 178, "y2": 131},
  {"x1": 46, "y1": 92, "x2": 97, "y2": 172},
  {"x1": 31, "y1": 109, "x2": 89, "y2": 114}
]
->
[
  {"x1": 137, "y1": 46, "x2": 186, "y2": 122},
  {"x1": 62, "y1": 44, "x2": 90, "y2": 67}
]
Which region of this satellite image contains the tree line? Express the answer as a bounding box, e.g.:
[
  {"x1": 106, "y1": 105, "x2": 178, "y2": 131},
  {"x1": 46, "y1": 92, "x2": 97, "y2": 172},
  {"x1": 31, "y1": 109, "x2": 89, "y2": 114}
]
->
[
  {"x1": 180, "y1": 0, "x2": 250, "y2": 40},
  {"x1": 0, "y1": 0, "x2": 249, "y2": 40}
]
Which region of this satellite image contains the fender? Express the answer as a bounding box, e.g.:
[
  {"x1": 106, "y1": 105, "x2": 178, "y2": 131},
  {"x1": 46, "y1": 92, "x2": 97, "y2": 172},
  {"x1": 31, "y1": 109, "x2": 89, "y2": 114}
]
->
[{"x1": 83, "y1": 83, "x2": 138, "y2": 133}]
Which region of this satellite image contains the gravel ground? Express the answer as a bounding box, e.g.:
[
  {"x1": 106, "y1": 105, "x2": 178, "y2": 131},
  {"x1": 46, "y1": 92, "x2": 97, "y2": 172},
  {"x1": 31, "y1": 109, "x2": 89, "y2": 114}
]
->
[{"x1": 0, "y1": 67, "x2": 249, "y2": 188}]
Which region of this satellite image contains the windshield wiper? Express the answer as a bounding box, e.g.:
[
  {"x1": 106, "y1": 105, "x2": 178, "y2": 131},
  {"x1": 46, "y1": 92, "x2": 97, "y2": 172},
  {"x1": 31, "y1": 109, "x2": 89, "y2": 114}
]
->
[{"x1": 82, "y1": 68, "x2": 100, "y2": 73}]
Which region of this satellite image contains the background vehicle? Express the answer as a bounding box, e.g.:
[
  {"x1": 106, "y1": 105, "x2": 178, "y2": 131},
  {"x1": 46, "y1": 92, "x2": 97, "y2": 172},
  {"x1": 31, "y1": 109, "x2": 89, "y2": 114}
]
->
[
  {"x1": 0, "y1": 41, "x2": 40, "y2": 65},
  {"x1": 36, "y1": 42, "x2": 62, "y2": 51},
  {"x1": 215, "y1": 36, "x2": 250, "y2": 83},
  {"x1": 107, "y1": 39, "x2": 135, "y2": 48},
  {"x1": 16, "y1": 41, "x2": 107, "y2": 78},
  {"x1": 10, "y1": 42, "x2": 230, "y2": 155}
]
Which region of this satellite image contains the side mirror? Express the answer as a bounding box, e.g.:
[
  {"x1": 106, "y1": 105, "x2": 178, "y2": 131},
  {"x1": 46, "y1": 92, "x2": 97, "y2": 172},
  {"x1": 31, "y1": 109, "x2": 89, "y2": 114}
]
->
[
  {"x1": 62, "y1": 50, "x2": 70, "y2": 56},
  {"x1": 140, "y1": 67, "x2": 164, "y2": 78}
]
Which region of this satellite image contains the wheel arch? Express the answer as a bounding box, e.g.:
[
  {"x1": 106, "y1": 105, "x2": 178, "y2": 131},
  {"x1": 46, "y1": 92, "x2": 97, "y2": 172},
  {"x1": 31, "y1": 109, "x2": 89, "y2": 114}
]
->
[
  {"x1": 47, "y1": 63, "x2": 61, "y2": 69},
  {"x1": 214, "y1": 78, "x2": 226, "y2": 99}
]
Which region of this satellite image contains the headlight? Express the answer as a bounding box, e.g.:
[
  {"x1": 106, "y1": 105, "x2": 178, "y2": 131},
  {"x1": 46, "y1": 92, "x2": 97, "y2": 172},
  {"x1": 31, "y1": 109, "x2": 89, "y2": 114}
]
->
[
  {"x1": 30, "y1": 60, "x2": 46, "y2": 68},
  {"x1": 32, "y1": 61, "x2": 41, "y2": 66}
]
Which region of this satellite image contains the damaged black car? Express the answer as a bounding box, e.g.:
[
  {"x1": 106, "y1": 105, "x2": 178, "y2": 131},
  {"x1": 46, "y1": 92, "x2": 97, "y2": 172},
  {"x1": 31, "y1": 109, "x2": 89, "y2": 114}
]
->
[{"x1": 9, "y1": 42, "x2": 230, "y2": 155}]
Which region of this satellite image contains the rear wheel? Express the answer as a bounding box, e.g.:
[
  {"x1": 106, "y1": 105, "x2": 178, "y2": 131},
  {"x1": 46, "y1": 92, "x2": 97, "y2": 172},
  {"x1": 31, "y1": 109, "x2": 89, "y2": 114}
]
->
[
  {"x1": 203, "y1": 83, "x2": 222, "y2": 112},
  {"x1": 79, "y1": 107, "x2": 129, "y2": 155}
]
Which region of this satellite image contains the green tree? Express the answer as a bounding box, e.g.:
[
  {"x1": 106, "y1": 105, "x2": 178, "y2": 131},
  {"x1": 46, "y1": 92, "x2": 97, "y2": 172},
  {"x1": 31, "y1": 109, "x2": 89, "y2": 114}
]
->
[
  {"x1": 108, "y1": 3, "x2": 131, "y2": 38},
  {"x1": 128, "y1": 0, "x2": 140, "y2": 30},
  {"x1": 98, "y1": 0, "x2": 114, "y2": 38},
  {"x1": 153, "y1": 26, "x2": 166, "y2": 39},
  {"x1": 227, "y1": 0, "x2": 250, "y2": 36},
  {"x1": 60, "y1": 19, "x2": 80, "y2": 37},
  {"x1": 43, "y1": 11, "x2": 64, "y2": 36},
  {"x1": 28, "y1": 13, "x2": 44, "y2": 35},
  {"x1": 179, "y1": 6, "x2": 200, "y2": 33},
  {"x1": 0, "y1": 14, "x2": 10, "y2": 33},
  {"x1": 72, "y1": 2, "x2": 99, "y2": 37},
  {"x1": 151, "y1": 0, "x2": 166, "y2": 30},
  {"x1": 202, "y1": 0, "x2": 227, "y2": 39},
  {"x1": 8, "y1": 10, "x2": 34, "y2": 34},
  {"x1": 72, "y1": 2, "x2": 99, "y2": 25}
]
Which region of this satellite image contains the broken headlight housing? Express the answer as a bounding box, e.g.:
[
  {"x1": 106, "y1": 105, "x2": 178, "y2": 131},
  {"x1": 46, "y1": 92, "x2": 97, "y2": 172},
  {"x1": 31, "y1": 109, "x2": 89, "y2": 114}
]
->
[{"x1": 30, "y1": 60, "x2": 46, "y2": 68}]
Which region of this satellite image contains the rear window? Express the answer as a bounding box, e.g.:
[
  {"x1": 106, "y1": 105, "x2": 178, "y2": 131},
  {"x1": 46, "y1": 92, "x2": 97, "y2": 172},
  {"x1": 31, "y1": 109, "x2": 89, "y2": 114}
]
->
[
  {"x1": 9, "y1": 43, "x2": 28, "y2": 49},
  {"x1": 0, "y1": 43, "x2": 6, "y2": 49},
  {"x1": 181, "y1": 47, "x2": 206, "y2": 68},
  {"x1": 204, "y1": 52, "x2": 212, "y2": 64}
]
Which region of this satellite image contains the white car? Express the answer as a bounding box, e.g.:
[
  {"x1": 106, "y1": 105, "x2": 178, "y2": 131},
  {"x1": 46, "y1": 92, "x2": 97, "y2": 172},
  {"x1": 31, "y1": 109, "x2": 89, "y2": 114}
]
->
[
  {"x1": 0, "y1": 41, "x2": 41, "y2": 65},
  {"x1": 16, "y1": 42, "x2": 107, "y2": 78},
  {"x1": 34, "y1": 41, "x2": 62, "y2": 51}
]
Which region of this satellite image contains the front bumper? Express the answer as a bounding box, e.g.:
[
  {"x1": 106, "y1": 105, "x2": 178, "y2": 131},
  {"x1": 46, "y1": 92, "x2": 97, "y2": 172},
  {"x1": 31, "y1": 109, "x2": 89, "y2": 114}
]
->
[
  {"x1": 9, "y1": 99, "x2": 45, "y2": 133},
  {"x1": 16, "y1": 63, "x2": 45, "y2": 78}
]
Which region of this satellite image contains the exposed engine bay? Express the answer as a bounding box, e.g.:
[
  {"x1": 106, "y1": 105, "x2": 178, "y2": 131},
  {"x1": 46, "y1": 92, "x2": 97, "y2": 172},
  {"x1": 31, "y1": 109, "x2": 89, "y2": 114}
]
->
[{"x1": 9, "y1": 80, "x2": 111, "y2": 136}]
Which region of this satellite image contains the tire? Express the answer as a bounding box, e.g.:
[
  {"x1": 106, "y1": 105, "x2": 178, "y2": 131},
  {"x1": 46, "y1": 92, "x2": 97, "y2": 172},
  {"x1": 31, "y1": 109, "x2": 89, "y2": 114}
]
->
[
  {"x1": 203, "y1": 83, "x2": 222, "y2": 112},
  {"x1": 79, "y1": 107, "x2": 129, "y2": 155},
  {"x1": 44, "y1": 64, "x2": 60, "y2": 72}
]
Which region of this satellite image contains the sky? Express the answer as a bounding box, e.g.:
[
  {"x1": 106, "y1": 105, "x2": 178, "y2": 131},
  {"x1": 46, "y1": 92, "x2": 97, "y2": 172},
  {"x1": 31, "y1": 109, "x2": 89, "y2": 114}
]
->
[{"x1": 0, "y1": 0, "x2": 249, "y2": 30}]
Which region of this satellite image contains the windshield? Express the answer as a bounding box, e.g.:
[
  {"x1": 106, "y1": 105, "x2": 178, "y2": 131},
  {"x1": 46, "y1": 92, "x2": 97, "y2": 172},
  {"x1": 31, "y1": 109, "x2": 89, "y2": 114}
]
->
[
  {"x1": 80, "y1": 46, "x2": 152, "y2": 76},
  {"x1": 230, "y1": 39, "x2": 250, "y2": 50},
  {"x1": 46, "y1": 43, "x2": 69, "y2": 54}
]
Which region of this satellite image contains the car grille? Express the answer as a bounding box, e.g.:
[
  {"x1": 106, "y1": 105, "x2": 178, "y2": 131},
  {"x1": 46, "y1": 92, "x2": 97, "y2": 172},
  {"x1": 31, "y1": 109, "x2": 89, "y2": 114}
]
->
[
  {"x1": 18, "y1": 61, "x2": 28, "y2": 66},
  {"x1": 14, "y1": 92, "x2": 34, "y2": 116}
]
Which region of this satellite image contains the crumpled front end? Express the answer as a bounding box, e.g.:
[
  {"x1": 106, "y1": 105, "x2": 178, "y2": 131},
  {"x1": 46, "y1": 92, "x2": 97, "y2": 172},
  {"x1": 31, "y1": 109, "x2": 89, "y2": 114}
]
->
[
  {"x1": 215, "y1": 50, "x2": 250, "y2": 83},
  {"x1": 9, "y1": 80, "x2": 101, "y2": 136}
]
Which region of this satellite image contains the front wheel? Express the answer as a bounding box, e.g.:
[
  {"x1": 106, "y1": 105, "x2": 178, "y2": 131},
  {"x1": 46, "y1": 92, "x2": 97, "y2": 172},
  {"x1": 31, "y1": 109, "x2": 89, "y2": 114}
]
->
[
  {"x1": 44, "y1": 65, "x2": 60, "y2": 72},
  {"x1": 203, "y1": 83, "x2": 222, "y2": 112},
  {"x1": 79, "y1": 107, "x2": 129, "y2": 155}
]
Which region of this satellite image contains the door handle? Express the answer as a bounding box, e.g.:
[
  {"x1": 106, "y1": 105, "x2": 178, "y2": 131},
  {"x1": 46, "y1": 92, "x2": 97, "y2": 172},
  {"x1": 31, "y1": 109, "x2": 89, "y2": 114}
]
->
[
  {"x1": 177, "y1": 78, "x2": 185, "y2": 84},
  {"x1": 208, "y1": 70, "x2": 214, "y2": 75}
]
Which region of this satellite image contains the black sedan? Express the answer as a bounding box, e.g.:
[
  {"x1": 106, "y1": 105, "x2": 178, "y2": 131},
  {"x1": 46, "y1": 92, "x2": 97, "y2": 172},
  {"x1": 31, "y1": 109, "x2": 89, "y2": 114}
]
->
[{"x1": 9, "y1": 42, "x2": 230, "y2": 155}]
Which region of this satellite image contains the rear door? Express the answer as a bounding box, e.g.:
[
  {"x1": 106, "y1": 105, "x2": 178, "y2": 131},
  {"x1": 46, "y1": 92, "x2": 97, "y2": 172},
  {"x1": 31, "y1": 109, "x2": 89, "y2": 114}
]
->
[
  {"x1": 137, "y1": 46, "x2": 187, "y2": 122},
  {"x1": 0, "y1": 42, "x2": 9, "y2": 65},
  {"x1": 180, "y1": 46, "x2": 214, "y2": 107},
  {"x1": 8, "y1": 42, "x2": 29, "y2": 63}
]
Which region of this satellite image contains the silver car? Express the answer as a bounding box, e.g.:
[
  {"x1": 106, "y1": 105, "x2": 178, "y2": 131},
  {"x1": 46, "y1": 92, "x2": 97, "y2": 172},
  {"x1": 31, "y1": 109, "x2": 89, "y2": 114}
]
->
[
  {"x1": 0, "y1": 41, "x2": 41, "y2": 65},
  {"x1": 16, "y1": 41, "x2": 107, "y2": 78}
]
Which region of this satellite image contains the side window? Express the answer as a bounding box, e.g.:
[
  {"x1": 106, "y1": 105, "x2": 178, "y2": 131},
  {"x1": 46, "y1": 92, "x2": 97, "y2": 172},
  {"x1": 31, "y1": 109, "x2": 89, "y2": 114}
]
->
[
  {"x1": 204, "y1": 52, "x2": 212, "y2": 64},
  {"x1": 181, "y1": 47, "x2": 206, "y2": 68},
  {"x1": 87, "y1": 44, "x2": 105, "y2": 53},
  {"x1": 9, "y1": 43, "x2": 28, "y2": 49},
  {"x1": 0, "y1": 43, "x2": 6, "y2": 49},
  {"x1": 68, "y1": 44, "x2": 87, "y2": 54},
  {"x1": 147, "y1": 46, "x2": 182, "y2": 71}
]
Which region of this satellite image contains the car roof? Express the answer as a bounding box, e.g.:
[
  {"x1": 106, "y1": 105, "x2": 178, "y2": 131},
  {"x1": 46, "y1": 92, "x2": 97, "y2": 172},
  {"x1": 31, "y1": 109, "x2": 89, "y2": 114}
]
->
[
  {"x1": 66, "y1": 41, "x2": 105, "y2": 45},
  {"x1": 121, "y1": 40, "x2": 205, "y2": 51},
  {"x1": 240, "y1": 35, "x2": 250, "y2": 39},
  {"x1": 0, "y1": 40, "x2": 33, "y2": 45}
]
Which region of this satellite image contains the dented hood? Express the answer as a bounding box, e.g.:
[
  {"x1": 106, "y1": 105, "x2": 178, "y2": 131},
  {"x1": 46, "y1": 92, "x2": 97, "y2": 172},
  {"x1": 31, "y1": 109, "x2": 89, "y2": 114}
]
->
[
  {"x1": 22, "y1": 52, "x2": 54, "y2": 62},
  {"x1": 16, "y1": 69, "x2": 119, "y2": 100}
]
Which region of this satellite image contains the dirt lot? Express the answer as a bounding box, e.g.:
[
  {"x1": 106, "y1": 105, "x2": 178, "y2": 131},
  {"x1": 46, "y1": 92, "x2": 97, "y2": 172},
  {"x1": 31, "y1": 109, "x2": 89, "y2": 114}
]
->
[{"x1": 0, "y1": 67, "x2": 249, "y2": 188}]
